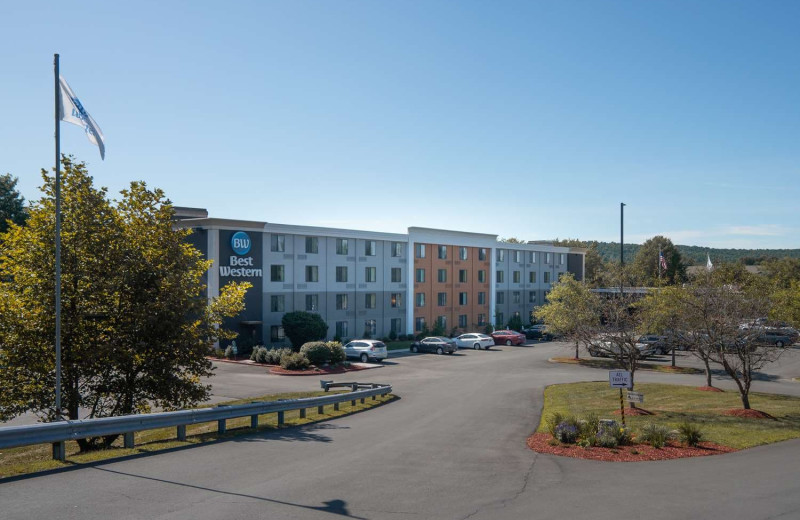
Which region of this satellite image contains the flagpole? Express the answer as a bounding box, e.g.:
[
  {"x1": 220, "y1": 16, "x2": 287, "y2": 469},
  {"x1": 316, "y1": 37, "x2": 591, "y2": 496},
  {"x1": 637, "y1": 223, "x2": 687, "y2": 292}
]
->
[{"x1": 53, "y1": 53, "x2": 62, "y2": 421}]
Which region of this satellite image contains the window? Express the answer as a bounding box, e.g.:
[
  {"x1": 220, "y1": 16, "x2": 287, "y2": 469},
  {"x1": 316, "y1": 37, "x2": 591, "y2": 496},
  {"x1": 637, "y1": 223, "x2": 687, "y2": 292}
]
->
[
  {"x1": 437, "y1": 316, "x2": 447, "y2": 329},
  {"x1": 479, "y1": 248, "x2": 487, "y2": 261},
  {"x1": 478, "y1": 292, "x2": 486, "y2": 305},
  {"x1": 270, "y1": 295, "x2": 285, "y2": 312},
  {"x1": 305, "y1": 265, "x2": 318, "y2": 282},
  {"x1": 459, "y1": 292, "x2": 467, "y2": 305},
  {"x1": 438, "y1": 269, "x2": 447, "y2": 283},
  {"x1": 392, "y1": 242, "x2": 403, "y2": 257},
  {"x1": 544, "y1": 272, "x2": 551, "y2": 283},
  {"x1": 513, "y1": 291, "x2": 521, "y2": 304},
  {"x1": 391, "y1": 293, "x2": 402, "y2": 308},
  {"x1": 415, "y1": 317, "x2": 426, "y2": 331},
  {"x1": 365, "y1": 293, "x2": 376, "y2": 309},
  {"x1": 438, "y1": 245, "x2": 447, "y2": 259},
  {"x1": 364, "y1": 319, "x2": 376, "y2": 337},
  {"x1": 478, "y1": 314, "x2": 486, "y2": 326},
  {"x1": 415, "y1": 243, "x2": 426, "y2": 258},
  {"x1": 271, "y1": 235, "x2": 285, "y2": 252},
  {"x1": 270, "y1": 265, "x2": 284, "y2": 282},
  {"x1": 390, "y1": 318, "x2": 402, "y2": 333},
  {"x1": 305, "y1": 237, "x2": 318, "y2": 254},
  {"x1": 529, "y1": 292, "x2": 537, "y2": 303},
  {"x1": 365, "y1": 240, "x2": 376, "y2": 256},
  {"x1": 478, "y1": 270, "x2": 486, "y2": 283},
  {"x1": 459, "y1": 247, "x2": 468, "y2": 260},
  {"x1": 365, "y1": 266, "x2": 376, "y2": 283},
  {"x1": 335, "y1": 321, "x2": 348, "y2": 338},
  {"x1": 415, "y1": 268, "x2": 425, "y2": 283},
  {"x1": 336, "y1": 266, "x2": 348, "y2": 283},
  {"x1": 560, "y1": 253, "x2": 566, "y2": 265},
  {"x1": 497, "y1": 249, "x2": 505, "y2": 262},
  {"x1": 391, "y1": 267, "x2": 402, "y2": 283},
  {"x1": 305, "y1": 294, "x2": 318, "y2": 311},
  {"x1": 415, "y1": 292, "x2": 426, "y2": 307},
  {"x1": 529, "y1": 272, "x2": 537, "y2": 283},
  {"x1": 513, "y1": 251, "x2": 521, "y2": 263},
  {"x1": 530, "y1": 252, "x2": 537, "y2": 263},
  {"x1": 496, "y1": 271, "x2": 504, "y2": 283},
  {"x1": 546, "y1": 253, "x2": 552, "y2": 264},
  {"x1": 437, "y1": 292, "x2": 447, "y2": 306},
  {"x1": 336, "y1": 238, "x2": 348, "y2": 255},
  {"x1": 459, "y1": 269, "x2": 467, "y2": 283},
  {"x1": 270, "y1": 325, "x2": 285, "y2": 342},
  {"x1": 497, "y1": 292, "x2": 505, "y2": 304},
  {"x1": 513, "y1": 271, "x2": 521, "y2": 283},
  {"x1": 336, "y1": 294, "x2": 348, "y2": 310},
  {"x1": 459, "y1": 314, "x2": 467, "y2": 328}
]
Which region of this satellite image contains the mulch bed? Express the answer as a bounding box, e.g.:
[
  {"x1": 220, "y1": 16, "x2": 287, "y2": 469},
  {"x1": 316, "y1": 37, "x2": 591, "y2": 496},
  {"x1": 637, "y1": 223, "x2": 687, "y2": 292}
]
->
[
  {"x1": 723, "y1": 409, "x2": 774, "y2": 419},
  {"x1": 527, "y1": 432, "x2": 736, "y2": 462},
  {"x1": 696, "y1": 386, "x2": 724, "y2": 392},
  {"x1": 612, "y1": 407, "x2": 654, "y2": 416},
  {"x1": 268, "y1": 364, "x2": 371, "y2": 376}
]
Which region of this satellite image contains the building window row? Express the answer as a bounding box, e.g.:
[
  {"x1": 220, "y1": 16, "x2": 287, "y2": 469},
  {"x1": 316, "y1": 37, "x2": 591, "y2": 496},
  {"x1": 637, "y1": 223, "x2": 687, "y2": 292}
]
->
[{"x1": 415, "y1": 291, "x2": 486, "y2": 307}]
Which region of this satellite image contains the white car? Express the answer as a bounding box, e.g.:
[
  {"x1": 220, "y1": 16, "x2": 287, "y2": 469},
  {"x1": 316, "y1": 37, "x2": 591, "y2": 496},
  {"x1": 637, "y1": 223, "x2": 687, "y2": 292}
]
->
[
  {"x1": 454, "y1": 333, "x2": 495, "y2": 350},
  {"x1": 343, "y1": 339, "x2": 388, "y2": 362}
]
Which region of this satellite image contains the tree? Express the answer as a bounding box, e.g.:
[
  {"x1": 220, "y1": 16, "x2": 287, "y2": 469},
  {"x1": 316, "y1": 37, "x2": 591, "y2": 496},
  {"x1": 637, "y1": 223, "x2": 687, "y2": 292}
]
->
[
  {"x1": 282, "y1": 311, "x2": 328, "y2": 351},
  {"x1": 507, "y1": 314, "x2": 523, "y2": 332},
  {"x1": 499, "y1": 237, "x2": 525, "y2": 243},
  {"x1": 535, "y1": 273, "x2": 599, "y2": 359},
  {"x1": 0, "y1": 157, "x2": 250, "y2": 449},
  {"x1": 762, "y1": 257, "x2": 800, "y2": 289},
  {"x1": 552, "y1": 239, "x2": 604, "y2": 287},
  {"x1": 631, "y1": 236, "x2": 687, "y2": 286},
  {"x1": 635, "y1": 285, "x2": 687, "y2": 368},
  {"x1": 0, "y1": 173, "x2": 27, "y2": 233},
  {"x1": 771, "y1": 280, "x2": 800, "y2": 327}
]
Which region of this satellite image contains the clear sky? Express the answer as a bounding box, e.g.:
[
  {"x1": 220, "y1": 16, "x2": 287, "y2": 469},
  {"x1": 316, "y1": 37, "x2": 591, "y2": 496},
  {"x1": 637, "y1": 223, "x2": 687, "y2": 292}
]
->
[{"x1": 2, "y1": 1, "x2": 798, "y2": 248}]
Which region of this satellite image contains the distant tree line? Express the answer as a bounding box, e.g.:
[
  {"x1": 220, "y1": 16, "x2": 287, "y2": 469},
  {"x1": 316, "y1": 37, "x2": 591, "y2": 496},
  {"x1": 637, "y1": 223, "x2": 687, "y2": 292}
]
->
[{"x1": 594, "y1": 242, "x2": 800, "y2": 265}]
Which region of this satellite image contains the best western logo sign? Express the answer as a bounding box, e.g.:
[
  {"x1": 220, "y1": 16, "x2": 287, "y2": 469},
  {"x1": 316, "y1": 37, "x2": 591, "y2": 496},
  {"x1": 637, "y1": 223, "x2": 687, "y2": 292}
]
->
[{"x1": 220, "y1": 231, "x2": 262, "y2": 278}]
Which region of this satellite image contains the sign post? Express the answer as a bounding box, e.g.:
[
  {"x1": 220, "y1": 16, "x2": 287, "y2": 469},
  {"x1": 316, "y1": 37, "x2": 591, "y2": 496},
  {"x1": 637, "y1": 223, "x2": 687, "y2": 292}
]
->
[{"x1": 609, "y1": 370, "x2": 632, "y2": 428}]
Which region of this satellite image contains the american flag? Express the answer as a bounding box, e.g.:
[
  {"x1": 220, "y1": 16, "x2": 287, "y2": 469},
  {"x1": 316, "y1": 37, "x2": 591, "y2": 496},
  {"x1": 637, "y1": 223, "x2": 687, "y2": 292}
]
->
[{"x1": 659, "y1": 252, "x2": 668, "y2": 271}]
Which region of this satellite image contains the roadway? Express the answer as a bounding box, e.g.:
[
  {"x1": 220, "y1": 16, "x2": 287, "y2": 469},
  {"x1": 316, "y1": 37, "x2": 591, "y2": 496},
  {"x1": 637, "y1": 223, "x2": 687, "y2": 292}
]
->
[{"x1": 1, "y1": 342, "x2": 799, "y2": 519}]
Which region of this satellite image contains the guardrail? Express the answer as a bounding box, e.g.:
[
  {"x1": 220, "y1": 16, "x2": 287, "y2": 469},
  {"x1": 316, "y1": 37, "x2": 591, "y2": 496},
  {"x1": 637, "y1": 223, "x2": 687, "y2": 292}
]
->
[{"x1": 0, "y1": 381, "x2": 392, "y2": 461}]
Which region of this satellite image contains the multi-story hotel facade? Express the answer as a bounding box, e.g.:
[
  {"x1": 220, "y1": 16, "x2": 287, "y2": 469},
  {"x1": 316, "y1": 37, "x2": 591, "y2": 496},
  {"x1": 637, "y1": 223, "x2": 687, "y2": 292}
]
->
[{"x1": 175, "y1": 208, "x2": 585, "y2": 347}]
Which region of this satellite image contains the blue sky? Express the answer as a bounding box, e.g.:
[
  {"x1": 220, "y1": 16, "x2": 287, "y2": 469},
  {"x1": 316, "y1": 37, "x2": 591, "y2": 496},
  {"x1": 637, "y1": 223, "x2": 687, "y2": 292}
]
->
[{"x1": 2, "y1": 1, "x2": 798, "y2": 248}]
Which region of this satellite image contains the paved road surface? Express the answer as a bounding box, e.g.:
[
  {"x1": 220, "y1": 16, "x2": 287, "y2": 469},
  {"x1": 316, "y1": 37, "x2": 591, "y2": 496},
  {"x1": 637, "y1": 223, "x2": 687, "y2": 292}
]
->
[{"x1": 2, "y1": 343, "x2": 799, "y2": 519}]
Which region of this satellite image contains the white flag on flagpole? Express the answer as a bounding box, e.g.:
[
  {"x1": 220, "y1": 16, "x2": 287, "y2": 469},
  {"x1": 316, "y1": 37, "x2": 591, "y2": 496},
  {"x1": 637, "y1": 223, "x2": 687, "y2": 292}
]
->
[
  {"x1": 58, "y1": 75, "x2": 105, "y2": 160},
  {"x1": 706, "y1": 253, "x2": 713, "y2": 271}
]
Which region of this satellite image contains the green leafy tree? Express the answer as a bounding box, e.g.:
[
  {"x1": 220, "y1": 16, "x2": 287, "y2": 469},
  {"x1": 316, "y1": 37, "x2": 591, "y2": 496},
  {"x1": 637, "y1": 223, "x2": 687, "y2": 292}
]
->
[
  {"x1": 552, "y1": 239, "x2": 604, "y2": 287},
  {"x1": 281, "y1": 311, "x2": 328, "y2": 351},
  {"x1": 0, "y1": 157, "x2": 250, "y2": 449},
  {"x1": 535, "y1": 273, "x2": 600, "y2": 359},
  {"x1": 763, "y1": 257, "x2": 800, "y2": 289},
  {"x1": 771, "y1": 280, "x2": 800, "y2": 327},
  {"x1": 507, "y1": 314, "x2": 523, "y2": 332},
  {"x1": 0, "y1": 173, "x2": 27, "y2": 233},
  {"x1": 631, "y1": 236, "x2": 687, "y2": 286}
]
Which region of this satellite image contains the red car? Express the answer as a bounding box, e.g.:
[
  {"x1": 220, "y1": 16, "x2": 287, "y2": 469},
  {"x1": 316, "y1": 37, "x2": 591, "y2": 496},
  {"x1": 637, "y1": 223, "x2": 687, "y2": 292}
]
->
[{"x1": 491, "y1": 330, "x2": 526, "y2": 346}]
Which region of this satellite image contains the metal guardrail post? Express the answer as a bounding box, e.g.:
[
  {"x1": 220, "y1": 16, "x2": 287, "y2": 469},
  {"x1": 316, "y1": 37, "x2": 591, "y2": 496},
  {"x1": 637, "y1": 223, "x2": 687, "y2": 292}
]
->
[
  {"x1": 52, "y1": 441, "x2": 65, "y2": 461},
  {"x1": 277, "y1": 411, "x2": 284, "y2": 425},
  {"x1": 299, "y1": 408, "x2": 306, "y2": 419},
  {"x1": 124, "y1": 432, "x2": 134, "y2": 449},
  {"x1": 360, "y1": 398, "x2": 365, "y2": 404},
  {"x1": 334, "y1": 402, "x2": 339, "y2": 411},
  {"x1": 177, "y1": 425, "x2": 187, "y2": 441},
  {"x1": 317, "y1": 405, "x2": 324, "y2": 415},
  {"x1": 218, "y1": 419, "x2": 226, "y2": 434},
  {"x1": 372, "y1": 395, "x2": 376, "y2": 401},
  {"x1": 251, "y1": 415, "x2": 259, "y2": 429},
  {"x1": 351, "y1": 399, "x2": 356, "y2": 407}
]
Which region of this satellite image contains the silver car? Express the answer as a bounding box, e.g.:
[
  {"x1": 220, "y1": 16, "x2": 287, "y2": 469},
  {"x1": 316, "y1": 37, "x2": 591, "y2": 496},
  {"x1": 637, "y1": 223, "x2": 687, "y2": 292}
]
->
[{"x1": 343, "y1": 340, "x2": 388, "y2": 362}]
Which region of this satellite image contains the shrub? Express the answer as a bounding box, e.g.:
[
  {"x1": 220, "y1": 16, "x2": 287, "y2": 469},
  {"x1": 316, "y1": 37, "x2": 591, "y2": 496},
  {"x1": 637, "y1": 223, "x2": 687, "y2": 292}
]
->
[
  {"x1": 224, "y1": 345, "x2": 236, "y2": 360},
  {"x1": 281, "y1": 311, "x2": 329, "y2": 351},
  {"x1": 300, "y1": 341, "x2": 330, "y2": 366},
  {"x1": 639, "y1": 423, "x2": 673, "y2": 449},
  {"x1": 256, "y1": 347, "x2": 269, "y2": 363},
  {"x1": 280, "y1": 352, "x2": 310, "y2": 370},
  {"x1": 431, "y1": 322, "x2": 446, "y2": 337},
  {"x1": 554, "y1": 421, "x2": 579, "y2": 444},
  {"x1": 389, "y1": 329, "x2": 397, "y2": 341},
  {"x1": 264, "y1": 348, "x2": 291, "y2": 365},
  {"x1": 597, "y1": 420, "x2": 629, "y2": 447},
  {"x1": 545, "y1": 412, "x2": 564, "y2": 438},
  {"x1": 595, "y1": 433, "x2": 618, "y2": 448},
  {"x1": 381, "y1": 336, "x2": 390, "y2": 343},
  {"x1": 327, "y1": 342, "x2": 345, "y2": 364},
  {"x1": 333, "y1": 335, "x2": 342, "y2": 344},
  {"x1": 483, "y1": 324, "x2": 494, "y2": 335},
  {"x1": 507, "y1": 314, "x2": 523, "y2": 332},
  {"x1": 678, "y1": 422, "x2": 704, "y2": 447},
  {"x1": 212, "y1": 347, "x2": 225, "y2": 359},
  {"x1": 234, "y1": 334, "x2": 256, "y2": 358},
  {"x1": 579, "y1": 413, "x2": 600, "y2": 439}
]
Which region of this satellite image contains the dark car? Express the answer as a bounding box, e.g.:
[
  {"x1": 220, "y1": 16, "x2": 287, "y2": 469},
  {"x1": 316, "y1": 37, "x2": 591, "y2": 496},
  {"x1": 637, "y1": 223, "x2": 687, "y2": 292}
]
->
[
  {"x1": 410, "y1": 336, "x2": 458, "y2": 355},
  {"x1": 756, "y1": 330, "x2": 794, "y2": 348},
  {"x1": 524, "y1": 325, "x2": 552, "y2": 341}
]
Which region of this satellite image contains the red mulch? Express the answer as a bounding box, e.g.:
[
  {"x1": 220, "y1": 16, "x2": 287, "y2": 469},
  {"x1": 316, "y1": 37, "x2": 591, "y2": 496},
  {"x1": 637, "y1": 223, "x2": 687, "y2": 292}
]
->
[
  {"x1": 527, "y1": 433, "x2": 736, "y2": 462},
  {"x1": 612, "y1": 407, "x2": 655, "y2": 416},
  {"x1": 723, "y1": 409, "x2": 774, "y2": 419},
  {"x1": 696, "y1": 386, "x2": 724, "y2": 392},
  {"x1": 268, "y1": 365, "x2": 370, "y2": 376}
]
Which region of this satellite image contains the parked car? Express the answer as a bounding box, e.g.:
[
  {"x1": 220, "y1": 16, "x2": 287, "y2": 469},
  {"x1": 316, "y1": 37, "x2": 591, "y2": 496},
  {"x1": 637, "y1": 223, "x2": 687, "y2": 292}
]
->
[
  {"x1": 343, "y1": 339, "x2": 388, "y2": 362},
  {"x1": 410, "y1": 337, "x2": 458, "y2": 355},
  {"x1": 454, "y1": 333, "x2": 495, "y2": 350},
  {"x1": 588, "y1": 340, "x2": 656, "y2": 359},
  {"x1": 491, "y1": 330, "x2": 526, "y2": 346},
  {"x1": 523, "y1": 325, "x2": 553, "y2": 341},
  {"x1": 755, "y1": 330, "x2": 794, "y2": 348},
  {"x1": 637, "y1": 335, "x2": 669, "y2": 355}
]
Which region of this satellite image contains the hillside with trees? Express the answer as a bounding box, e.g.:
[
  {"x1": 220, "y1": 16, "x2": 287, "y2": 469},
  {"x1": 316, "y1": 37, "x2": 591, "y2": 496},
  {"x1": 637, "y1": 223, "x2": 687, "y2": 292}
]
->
[{"x1": 594, "y1": 242, "x2": 800, "y2": 265}]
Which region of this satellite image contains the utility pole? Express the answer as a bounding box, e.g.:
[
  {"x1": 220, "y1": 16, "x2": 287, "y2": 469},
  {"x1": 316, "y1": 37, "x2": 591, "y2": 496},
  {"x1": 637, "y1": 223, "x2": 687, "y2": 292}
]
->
[{"x1": 620, "y1": 203, "x2": 625, "y2": 296}]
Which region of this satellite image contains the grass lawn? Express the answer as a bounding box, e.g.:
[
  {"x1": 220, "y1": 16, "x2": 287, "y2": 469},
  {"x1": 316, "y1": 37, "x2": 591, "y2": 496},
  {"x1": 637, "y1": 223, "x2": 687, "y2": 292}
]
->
[
  {"x1": 550, "y1": 356, "x2": 703, "y2": 375},
  {"x1": 538, "y1": 382, "x2": 800, "y2": 450},
  {"x1": 0, "y1": 390, "x2": 395, "y2": 480},
  {"x1": 386, "y1": 340, "x2": 414, "y2": 351}
]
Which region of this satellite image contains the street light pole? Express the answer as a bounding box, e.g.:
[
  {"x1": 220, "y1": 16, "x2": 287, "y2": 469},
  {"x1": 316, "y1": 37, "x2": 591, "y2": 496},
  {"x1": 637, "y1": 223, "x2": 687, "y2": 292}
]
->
[{"x1": 620, "y1": 202, "x2": 625, "y2": 296}]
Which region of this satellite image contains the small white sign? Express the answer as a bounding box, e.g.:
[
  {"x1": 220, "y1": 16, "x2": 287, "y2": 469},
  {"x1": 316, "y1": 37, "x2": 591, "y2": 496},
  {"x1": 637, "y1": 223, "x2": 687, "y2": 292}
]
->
[
  {"x1": 609, "y1": 370, "x2": 632, "y2": 388},
  {"x1": 627, "y1": 391, "x2": 644, "y2": 403}
]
